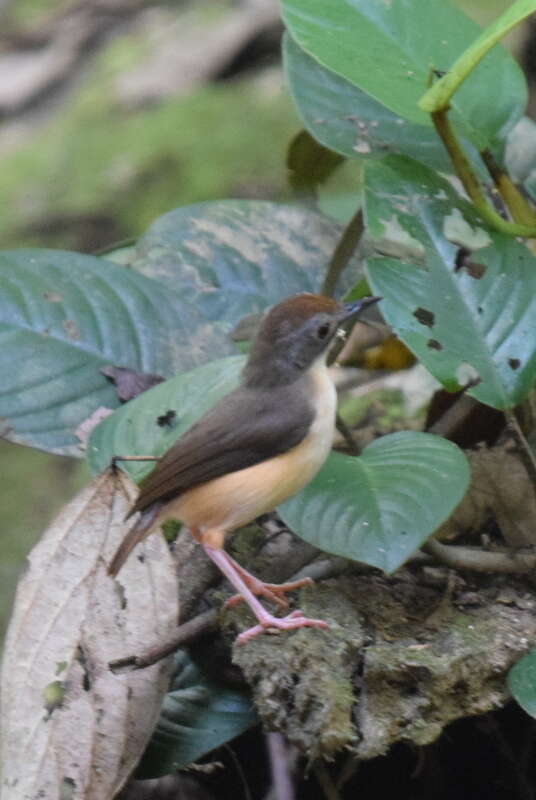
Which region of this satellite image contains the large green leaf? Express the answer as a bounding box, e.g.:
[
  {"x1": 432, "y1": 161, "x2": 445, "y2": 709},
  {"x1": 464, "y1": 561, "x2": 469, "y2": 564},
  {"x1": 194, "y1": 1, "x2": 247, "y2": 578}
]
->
[
  {"x1": 279, "y1": 432, "x2": 469, "y2": 573},
  {"x1": 363, "y1": 156, "x2": 536, "y2": 410},
  {"x1": 508, "y1": 649, "x2": 536, "y2": 718},
  {"x1": 0, "y1": 250, "x2": 232, "y2": 456},
  {"x1": 284, "y1": 33, "x2": 471, "y2": 174},
  {"x1": 88, "y1": 357, "x2": 244, "y2": 479},
  {"x1": 131, "y1": 200, "x2": 362, "y2": 323},
  {"x1": 281, "y1": 0, "x2": 526, "y2": 150},
  {"x1": 136, "y1": 649, "x2": 257, "y2": 778}
]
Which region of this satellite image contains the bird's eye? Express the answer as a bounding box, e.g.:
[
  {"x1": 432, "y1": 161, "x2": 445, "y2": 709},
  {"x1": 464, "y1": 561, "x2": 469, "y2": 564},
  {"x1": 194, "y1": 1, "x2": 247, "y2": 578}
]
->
[{"x1": 316, "y1": 323, "x2": 331, "y2": 340}]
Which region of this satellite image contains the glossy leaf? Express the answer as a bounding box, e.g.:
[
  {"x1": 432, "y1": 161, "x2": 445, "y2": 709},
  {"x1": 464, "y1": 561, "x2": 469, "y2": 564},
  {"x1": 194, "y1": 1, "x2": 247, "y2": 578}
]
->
[
  {"x1": 508, "y1": 648, "x2": 536, "y2": 718},
  {"x1": 131, "y1": 199, "x2": 361, "y2": 323},
  {"x1": 281, "y1": 0, "x2": 526, "y2": 150},
  {"x1": 136, "y1": 649, "x2": 257, "y2": 778},
  {"x1": 284, "y1": 33, "x2": 471, "y2": 174},
  {"x1": 0, "y1": 250, "x2": 232, "y2": 455},
  {"x1": 87, "y1": 356, "x2": 245, "y2": 481},
  {"x1": 363, "y1": 156, "x2": 536, "y2": 410},
  {"x1": 279, "y1": 432, "x2": 469, "y2": 573}
]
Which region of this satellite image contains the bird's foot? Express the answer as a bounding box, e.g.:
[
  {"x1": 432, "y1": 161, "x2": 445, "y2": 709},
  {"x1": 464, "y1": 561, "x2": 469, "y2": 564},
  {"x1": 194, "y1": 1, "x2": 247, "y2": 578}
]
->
[
  {"x1": 225, "y1": 576, "x2": 314, "y2": 611},
  {"x1": 236, "y1": 609, "x2": 328, "y2": 645}
]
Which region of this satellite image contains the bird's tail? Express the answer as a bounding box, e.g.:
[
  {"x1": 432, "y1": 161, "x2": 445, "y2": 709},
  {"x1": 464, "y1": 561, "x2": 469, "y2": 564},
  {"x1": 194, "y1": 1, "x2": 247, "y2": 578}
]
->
[{"x1": 107, "y1": 504, "x2": 162, "y2": 577}]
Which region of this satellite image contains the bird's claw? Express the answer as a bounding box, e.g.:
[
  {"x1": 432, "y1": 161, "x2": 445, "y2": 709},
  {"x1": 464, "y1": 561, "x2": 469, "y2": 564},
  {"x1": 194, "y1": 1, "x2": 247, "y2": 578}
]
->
[
  {"x1": 236, "y1": 609, "x2": 328, "y2": 645},
  {"x1": 225, "y1": 576, "x2": 314, "y2": 611}
]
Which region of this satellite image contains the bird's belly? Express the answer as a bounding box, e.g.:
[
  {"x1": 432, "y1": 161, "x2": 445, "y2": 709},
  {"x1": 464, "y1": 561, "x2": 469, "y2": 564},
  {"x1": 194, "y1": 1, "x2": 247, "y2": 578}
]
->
[{"x1": 163, "y1": 375, "x2": 336, "y2": 533}]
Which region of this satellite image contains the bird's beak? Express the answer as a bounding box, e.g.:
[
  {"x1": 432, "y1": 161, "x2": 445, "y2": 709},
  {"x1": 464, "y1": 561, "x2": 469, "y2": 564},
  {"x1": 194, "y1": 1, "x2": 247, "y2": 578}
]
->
[{"x1": 341, "y1": 296, "x2": 382, "y2": 322}]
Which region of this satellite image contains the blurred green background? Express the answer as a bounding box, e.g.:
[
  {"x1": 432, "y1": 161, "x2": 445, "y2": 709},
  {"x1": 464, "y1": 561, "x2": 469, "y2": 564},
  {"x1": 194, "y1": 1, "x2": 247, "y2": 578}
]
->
[{"x1": 0, "y1": 0, "x2": 532, "y2": 643}]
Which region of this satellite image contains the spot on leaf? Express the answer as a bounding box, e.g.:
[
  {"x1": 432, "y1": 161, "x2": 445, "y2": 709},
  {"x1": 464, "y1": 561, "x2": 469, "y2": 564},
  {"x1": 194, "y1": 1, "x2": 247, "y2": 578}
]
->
[
  {"x1": 43, "y1": 291, "x2": 63, "y2": 302},
  {"x1": 62, "y1": 319, "x2": 80, "y2": 340},
  {"x1": 156, "y1": 409, "x2": 177, "y2": 427},
  {"x1": 413, "y1": 307, "x2": 435, "y2": 327},
  {"x1": 443, "y1": 208, "x2": 491, "y2": 250},
  {"x1": 456, "y1": 362, "x2": 481, "y2": 387},
  {"x1": 427, "y1": 339, "x2": 442, "y2": 350},
  {"x1": 454, "y1": 247, "x2": 486, "y2": 279},
  {"x1": 42, "y1": 680, "x2": 65, "y2": 717},
  {"x1": 508, "y1": 358, "x2": 521, "y2": 370}
]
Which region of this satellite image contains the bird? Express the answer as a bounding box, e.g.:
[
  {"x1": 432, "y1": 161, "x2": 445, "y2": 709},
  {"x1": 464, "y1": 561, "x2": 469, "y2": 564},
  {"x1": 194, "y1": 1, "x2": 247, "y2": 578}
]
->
[{"x1": 108, "y1": 293, "x2": 381, "y2": 644}]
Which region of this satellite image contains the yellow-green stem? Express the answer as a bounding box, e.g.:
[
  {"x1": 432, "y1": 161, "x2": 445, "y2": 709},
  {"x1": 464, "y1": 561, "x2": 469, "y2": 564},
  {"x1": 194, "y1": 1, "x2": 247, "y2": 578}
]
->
[
  {"x1": 480, "y1": 149, "x2": 536, "y2": 227},
  {"x1": 431, "y1": 109, "x2": 536, "y2": 237},
  {"x1": 420, "y1": 0, "x2": 536, "y2": 112}
]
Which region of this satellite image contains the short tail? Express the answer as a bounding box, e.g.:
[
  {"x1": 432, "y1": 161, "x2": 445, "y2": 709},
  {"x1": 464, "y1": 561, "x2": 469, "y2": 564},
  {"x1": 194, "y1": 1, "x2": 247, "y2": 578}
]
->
[{"x1": 108, "y1": 504, "x2": 162, "y2": 577}]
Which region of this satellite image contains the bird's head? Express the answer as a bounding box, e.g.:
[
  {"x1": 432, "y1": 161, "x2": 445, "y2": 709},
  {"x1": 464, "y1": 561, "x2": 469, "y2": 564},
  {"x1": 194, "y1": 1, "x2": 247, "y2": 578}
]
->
[{"x1": 243, "y1": 293, "x2": 381, "y2": 386}]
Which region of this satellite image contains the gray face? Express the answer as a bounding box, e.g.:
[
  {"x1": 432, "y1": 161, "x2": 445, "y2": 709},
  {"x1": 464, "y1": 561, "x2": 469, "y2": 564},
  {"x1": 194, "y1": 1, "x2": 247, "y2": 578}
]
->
[
  {"x1": 243, "y1": 308, "x2": 346, "y2": 388},
  {"x1": 242, "y1": 294, "x2": 381, "y2": 388},
  {"x1": 283, "y1": 311, "x2": 342, "y2": 370}
]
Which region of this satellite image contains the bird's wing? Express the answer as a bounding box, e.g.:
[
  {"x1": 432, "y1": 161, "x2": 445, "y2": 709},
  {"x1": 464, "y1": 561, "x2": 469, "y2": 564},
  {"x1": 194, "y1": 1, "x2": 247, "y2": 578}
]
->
[{"x1": 129, "y1": 381, "x2": 314, "y2": 515}]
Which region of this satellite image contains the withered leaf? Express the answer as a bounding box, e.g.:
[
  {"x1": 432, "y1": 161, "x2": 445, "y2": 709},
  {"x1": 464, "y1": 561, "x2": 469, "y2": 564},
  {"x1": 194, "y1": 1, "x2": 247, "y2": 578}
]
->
[
  {"x1": 0, "y1": 470, "x2": 179, "y2": 800},
  {"x1": 101, "y1": 365, "x2": 165, "y2": 403},
  {"x1": 436, "y1": 443, "x2": 536, "y2": 548}
]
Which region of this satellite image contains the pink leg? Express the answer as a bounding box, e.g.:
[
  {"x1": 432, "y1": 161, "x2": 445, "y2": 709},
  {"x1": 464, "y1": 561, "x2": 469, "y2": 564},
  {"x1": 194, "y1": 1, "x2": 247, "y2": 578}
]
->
[
  {"x1": 223, "y1": 553, "x2": 313, "y2": 610},
  {"x1": 203, "y1": 545, "x2": 328, "y2": 645}
]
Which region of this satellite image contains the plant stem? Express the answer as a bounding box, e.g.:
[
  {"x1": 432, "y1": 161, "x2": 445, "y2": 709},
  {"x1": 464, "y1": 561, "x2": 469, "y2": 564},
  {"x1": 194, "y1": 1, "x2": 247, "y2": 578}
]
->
[
  {"x1": 431, "y1": 109, "x2": 536, "y2": 237},
  {"x1": 480, "y1": 149, "x2": 536, "y2": 227},
  {"x1": 108, "y1": 608, "x2": 219, "y2": 671},
  {"x1": 419, "y1": 0, "x2": 536, "y2": 113},
  {"x1": 504, "y1": 409, "x2": 536, "y2": 496},
  {"x1": 425, "y1": 539, "x2": 536, "y2": 573},
  {"x1": 321, "y1": 208, "x2": 364, "y2": 297}
]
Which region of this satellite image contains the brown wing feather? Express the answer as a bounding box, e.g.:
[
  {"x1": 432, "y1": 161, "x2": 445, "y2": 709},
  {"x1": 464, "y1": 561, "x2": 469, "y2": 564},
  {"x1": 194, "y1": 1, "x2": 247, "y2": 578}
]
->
[{"x1": 129, "y1": 379, "x2": 314, "y2": 516}]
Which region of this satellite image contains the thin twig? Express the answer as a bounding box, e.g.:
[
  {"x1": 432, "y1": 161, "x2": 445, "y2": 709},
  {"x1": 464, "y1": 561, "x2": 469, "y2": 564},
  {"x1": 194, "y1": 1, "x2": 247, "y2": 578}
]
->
[
  {"x1": 321, "y1": 208, "x2": 364, "y2": 297},
  {"x1": 425, "y1": 538, "x2": 536, "y2": 573},
  {"x1": 313, "y1": 762, "x2": 343, "y2": 800},
  {"x1": 224, "y1": 744, "x2": 253, "y2": 800},
  {"x1": 108, "y1": 608, "x2": 219, "y2": 671},
  {"x1": 427, "y1": 393, "x2": 478, "y2": 438},
  {"x1": 335, "y1": 753, "x2": 361, "y2": 791},
  {"x1": 335, "y1": 413, "x2": 360, "y2": 455},
  {"x1": 504, "y1": 409, "x2": 536, "y2": 499}
]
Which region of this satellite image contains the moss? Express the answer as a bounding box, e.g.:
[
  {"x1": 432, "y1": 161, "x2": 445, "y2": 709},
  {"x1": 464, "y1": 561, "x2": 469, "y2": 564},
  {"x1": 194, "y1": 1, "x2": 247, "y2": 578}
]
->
[{"x1": 0, "y1": 66, "x2": 299, "y2": 250}]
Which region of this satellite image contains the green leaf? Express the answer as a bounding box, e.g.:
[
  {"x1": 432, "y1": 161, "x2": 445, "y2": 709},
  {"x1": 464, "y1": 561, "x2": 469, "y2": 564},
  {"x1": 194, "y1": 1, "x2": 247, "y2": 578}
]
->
[
  {"x1": 136, "y1": 649, "x2": 257, "y2": 778},
  {"x1": 420, "y1": 0, "x2": 536, "y2": 114},
  {"x1": 0, "y1": 250, "x2": 233, "y2": 456},
  {"x1": 87, "y1": 357, "x2": 244, "y2": 480},
  {"x1": 131, "y1": 199, "x2": 361, "y2": 323},
  {"x1": 281, "y1": 0, "x2": 526, "y2": 150},
  {"x1": 283, "y1": 33, "x2": 463, "y2": 173},
  {"x1": 363, "y1": 156, "x2": 536, "y2": 410},
  {"x1": 508, "y1": 648, "x2": 536, "y2": 718},
  {"x1": 279, "y1": 432, "x2": 469, "y2": 573}
]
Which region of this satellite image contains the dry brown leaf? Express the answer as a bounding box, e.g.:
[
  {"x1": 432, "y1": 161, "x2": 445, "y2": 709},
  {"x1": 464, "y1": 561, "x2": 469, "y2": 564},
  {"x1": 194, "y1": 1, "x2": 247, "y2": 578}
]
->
[
  {"x1": 436, "y1": 443, "x2": 536, "y2": 547},
  {"x1": 0, "y1": 470, "x2": 179, "y2": 800}
]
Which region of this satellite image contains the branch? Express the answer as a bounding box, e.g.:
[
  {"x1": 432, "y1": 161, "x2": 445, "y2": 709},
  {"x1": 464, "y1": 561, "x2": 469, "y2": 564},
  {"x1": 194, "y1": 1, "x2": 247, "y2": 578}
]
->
[{"x1": 425, "y1": 538, "x2": 536, "y2": 573}]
